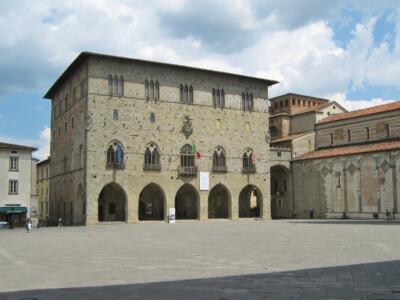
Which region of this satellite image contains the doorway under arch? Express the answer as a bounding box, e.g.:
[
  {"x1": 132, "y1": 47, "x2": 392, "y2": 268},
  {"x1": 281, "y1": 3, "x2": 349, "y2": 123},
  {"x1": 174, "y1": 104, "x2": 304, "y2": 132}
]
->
[
  {"x1": 239, "y1": 185, "x2": 262, "y2": 218},
  {"x1": 139, "y1": 183, "x2": 165, "y2": 221},
  {"x1": 208, "y1": 184, "x2": 230, "y2": 219},
  {"x1": 98, "y1": 182, "x2": 126, "y2": 222},
  {"x1": 175, "y1": 184, "x2": 199, "y2": 220},
  {"x1": 270, "y1": 165, "x2": 292, "y2": 219}
]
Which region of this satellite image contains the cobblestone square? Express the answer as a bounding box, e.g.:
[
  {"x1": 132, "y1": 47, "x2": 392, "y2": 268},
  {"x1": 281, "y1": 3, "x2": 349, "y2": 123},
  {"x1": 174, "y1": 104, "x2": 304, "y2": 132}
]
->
[{"x1": 1, "y1": 220, "x2": 400, "y2": 299}]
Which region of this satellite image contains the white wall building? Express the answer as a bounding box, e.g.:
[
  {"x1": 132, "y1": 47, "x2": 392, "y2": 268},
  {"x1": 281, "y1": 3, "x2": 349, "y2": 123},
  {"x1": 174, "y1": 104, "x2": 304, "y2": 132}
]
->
[{"x1": 0, "y1": 142, "x2": 37, "y2": 227}]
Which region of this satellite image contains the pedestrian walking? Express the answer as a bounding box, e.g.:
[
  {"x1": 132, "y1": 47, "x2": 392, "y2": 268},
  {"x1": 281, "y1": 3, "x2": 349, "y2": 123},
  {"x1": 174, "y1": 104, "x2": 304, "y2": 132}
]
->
[
  {"x1": 385, "y1": 209, "x2": 391, "y2": 221},
  {"x1": 58, "y1": 217, "x2": 63, "y2": 228},
  {"x1": 25, "y1": 218, "x2": 32, "y2": 233}
]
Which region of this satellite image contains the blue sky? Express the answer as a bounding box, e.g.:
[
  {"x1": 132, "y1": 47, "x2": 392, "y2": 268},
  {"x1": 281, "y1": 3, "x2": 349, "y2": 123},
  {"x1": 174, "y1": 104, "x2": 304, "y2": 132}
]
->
[{"x1": 0, "y1": 0, "x2": 399, "y2": 159}]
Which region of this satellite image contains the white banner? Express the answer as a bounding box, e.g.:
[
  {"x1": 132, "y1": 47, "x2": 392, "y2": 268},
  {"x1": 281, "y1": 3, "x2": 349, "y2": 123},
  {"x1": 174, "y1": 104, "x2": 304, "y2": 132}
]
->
[{"x1": 199, "y1": 172, "x2": 209, "y2": 191}]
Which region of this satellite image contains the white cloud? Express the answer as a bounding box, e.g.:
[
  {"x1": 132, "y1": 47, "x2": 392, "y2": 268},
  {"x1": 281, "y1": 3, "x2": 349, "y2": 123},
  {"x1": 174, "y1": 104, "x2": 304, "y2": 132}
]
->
[
  {"x1": 326, "y1": 93, "x2": 396, "y2": 111},
  {"x1": 0, "y1": 126, "x2": 50, "y2": 161}
]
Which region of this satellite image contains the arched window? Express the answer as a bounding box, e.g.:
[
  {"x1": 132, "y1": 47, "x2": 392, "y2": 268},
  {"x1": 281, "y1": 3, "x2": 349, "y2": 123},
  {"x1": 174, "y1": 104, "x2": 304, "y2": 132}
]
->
[
  {"x1": 155, "y1": 81, "x2": 159, "y2": 101},
  {"x1": 212, "y1": 147, "x2": 226, "y2": 172},
  {"x1": 118, "y1": 76, "x2": 124, "y2": 97},
  {"x1": 216, "y1": 89, "x2": 220, "y2": 107},
  {"x1": 113, "y1": 75, "x2": 118, "y2": 96},
  {"x1": 220, "y1": 89, "x2": 225, "y2": 108},
  {"x1": 108, "y1": 75, "x2": 113, "y2": 95},
  {"x1": 242, "y1": 92, "x2": 246, "y2": 111},
  {"x1": 249, "y1": 93, "x2": 254, "y2": 111},
  {"x1": 150, "y1": 80, "x2": 154, "y2": 100},
  {"x1": 184, "y1": 85, "x2": 188, "y2": 103},
  {"x1": 179, "y1": 144, "x2": 196, "y2": 175},
  {"x1": 106, "y1": 142, "x2": 124, "y2": 169},
  {"x1": 144, "y1": 144, "x2": 161, "y2": 170},
  {"x1": 180, "y1": 84, "x2": 184, "y2": 102},
  {"x1": 242, "y1": 149, "x2": 256, "y2": 173},
  {"x1": 145, "y1": 79, "x2": 149, "y2": 100},
  {"x1": 189, "y1": 85, "x2": 193, "y2": 103},
  {"x1": 212, "y1": 88, "x2": 216, "y2": 107}
]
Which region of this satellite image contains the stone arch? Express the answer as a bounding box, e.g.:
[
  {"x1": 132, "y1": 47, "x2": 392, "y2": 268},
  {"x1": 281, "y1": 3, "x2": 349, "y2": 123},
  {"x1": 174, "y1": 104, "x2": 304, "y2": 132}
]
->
[
  {"x1": 239, "y1": 184, "x2": 262, "y2": 218},
  {"x1": 175, "y1": 183, "x2": 199, "y2": 220},
  {"x1": 98, "y1": 182, "x2": 127, "y2": 222},
  {"x1": 344, "y1": 157, "x2": 361, "y2": 213},
  {"x1": 139, "y1": 183, "x2": 166, "y2": 221},
  {"x1": 270, "y1": 165, "x2": 291, "y2": 218},
  {"x1": 377, "y1": 154, "x2": 393, "y2": 213},
  {"x1": 208, "y1": 183, "x2": 231, "y2": 219}
]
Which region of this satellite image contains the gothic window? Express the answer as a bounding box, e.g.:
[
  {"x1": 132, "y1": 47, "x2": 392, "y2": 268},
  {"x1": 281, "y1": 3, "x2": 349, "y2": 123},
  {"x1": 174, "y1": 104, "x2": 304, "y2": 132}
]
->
[
  {"x1": 145, "y1": 79, "x2": 149, "y2": 100},
  {"x1": 150, "y1": 80, "x2": 154, "y2": 100},
  {"x1": 385, "y1": 124, "x2": 390, "y2": 137},
  {"x1": 106, "y1": 142, "x2": 124, "y2": 169},
  {"x1": 216, "y1": 89, "x2": 221, "y2": 107},
  {"x1": 242, "y1": 92, "x2": 253, "y2": 112},
  {"x1": 118, "y1": 76, "x2": 124, "y2": 97},
  {"x1": 180, "y1": 84, "x2": 193, "y2": 104},
  {"x1": 189, "y1": 85, "x2": 193, "y2": 103},
  {"x1": 180, "y1": 144, "x2": 195, "y2": 167},
  {"x1": 330, "y1": 133, "x2": 334, "y2": 145},
  {"x1": 180, "y1": 84, "x2": 184, "y2": 102},
  {"x1": 347, "y1": 129, "x2": 351, "y2": 142},
  {"x1": 155, "y1": 80, "x2": 159, "y2": 100},
  {"x1": 65, "y1": 95, "x2": 69, "y2": 111},
  {"x1": 242, "y1": 149, "x2": 255, "y2": 172},
  {"x1": 113, "y1": 110, "x2": 118, "y2": 120},
  {"x1": 366, "y1": 127, "x2": 370, "y2": 140},
  {"x1": 144, "y1": 143, "x2": 160, "y2": 170},
  {"x1": 212, "y1": 147, "x2": 226, "y2": 172},
  {"x1": 212, "y1": 88, "x2": 216, "y2": 107},
  {"x1": 108, "y1": 75, "x2": 113, "y2": 95},
  {"x1": 113, "y1": 75, "x2": 118, "y2": 96}
]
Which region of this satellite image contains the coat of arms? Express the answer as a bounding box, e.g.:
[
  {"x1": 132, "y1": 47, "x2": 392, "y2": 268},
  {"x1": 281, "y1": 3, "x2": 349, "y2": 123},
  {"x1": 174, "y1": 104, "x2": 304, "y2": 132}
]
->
[{"x1": 181, "y1": 116, "x2": 193, "y2": 138}]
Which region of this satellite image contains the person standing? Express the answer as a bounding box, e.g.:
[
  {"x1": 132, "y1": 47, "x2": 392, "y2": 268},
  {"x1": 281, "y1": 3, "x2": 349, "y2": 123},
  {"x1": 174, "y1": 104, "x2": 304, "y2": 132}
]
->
[
  {"x1": 58, "y1": 217, "x2": 63, "y2": 228},
  {"x1": 25, "y1": 218, "x2": 32, "y2": 233}
]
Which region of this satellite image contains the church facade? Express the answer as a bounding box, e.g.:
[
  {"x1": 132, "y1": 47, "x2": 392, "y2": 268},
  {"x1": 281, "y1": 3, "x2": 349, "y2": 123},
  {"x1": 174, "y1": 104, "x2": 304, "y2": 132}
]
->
[{"x1": 44, "y1": 52, "x2": 277, "y2": 225}]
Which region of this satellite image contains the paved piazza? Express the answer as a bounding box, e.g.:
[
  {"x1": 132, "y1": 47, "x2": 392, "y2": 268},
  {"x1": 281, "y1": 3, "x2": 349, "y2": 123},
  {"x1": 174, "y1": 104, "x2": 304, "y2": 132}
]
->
[{"x1": 1, "y1": 220, "x2": 400, "y2": 299}]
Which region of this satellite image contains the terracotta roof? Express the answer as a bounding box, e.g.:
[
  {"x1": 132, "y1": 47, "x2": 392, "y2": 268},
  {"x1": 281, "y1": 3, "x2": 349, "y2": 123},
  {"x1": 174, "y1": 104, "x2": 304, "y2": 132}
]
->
[
  {"x1": 0, "y1": 141, "x2": 37, "y2": 151},
  {"x1": 44, "y1": 52, "x2": 278, "y2": 99},
  {"x1": 294, "y1": 140, "x2": 400, "y2": 161},
  {"x1": 319, "y1": 101, "x2": 400, "y2": 124},
  {"x1": 271, "y1": 131, "x2": 314, "y2": 143},
  {"x1": 291, "y1": 101, "x2": 347, "y2": 116}
]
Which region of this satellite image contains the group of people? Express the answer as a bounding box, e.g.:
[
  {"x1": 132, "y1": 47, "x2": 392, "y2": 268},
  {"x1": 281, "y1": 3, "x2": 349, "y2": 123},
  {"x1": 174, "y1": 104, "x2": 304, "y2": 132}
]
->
[{"x1": 24, "y1": 217, "x2": 63, "y2": 232}]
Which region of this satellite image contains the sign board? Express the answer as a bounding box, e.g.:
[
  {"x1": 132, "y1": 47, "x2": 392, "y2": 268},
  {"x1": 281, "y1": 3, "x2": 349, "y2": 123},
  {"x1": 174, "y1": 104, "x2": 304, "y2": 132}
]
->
[
  {"x1": 199, "y1": 172, "x2": 209, "y2": 191},
  {"x1": 169, "y1": 208, "x2": 176, "y2": 224}
]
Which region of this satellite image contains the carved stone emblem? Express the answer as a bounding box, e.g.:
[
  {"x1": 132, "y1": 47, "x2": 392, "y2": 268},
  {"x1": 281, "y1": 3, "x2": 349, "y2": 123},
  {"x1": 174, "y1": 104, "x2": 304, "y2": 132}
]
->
[
  {"x1": 321, "y1": 166, "x2": 330, "y2": 177},
  {"x1": 380, "y1": 160, "x2": 390, "y2": 173},
  {"x1": 181, "y1": 115, "x2": 193, "y2": 138},
  {"x1": 347, "y1": 163, "x2": 357, "y2": 175}
]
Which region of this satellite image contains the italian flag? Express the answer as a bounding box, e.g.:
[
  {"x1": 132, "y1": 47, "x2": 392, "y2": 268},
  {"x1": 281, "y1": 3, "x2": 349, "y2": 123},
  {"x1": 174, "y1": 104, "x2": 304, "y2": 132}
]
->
[{"x1": 192, "y1": 144, "x2": 201, "y2": 159}]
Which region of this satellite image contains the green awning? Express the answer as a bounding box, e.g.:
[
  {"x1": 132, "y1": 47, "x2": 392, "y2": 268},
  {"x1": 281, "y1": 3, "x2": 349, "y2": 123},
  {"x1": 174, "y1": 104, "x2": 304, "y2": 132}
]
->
[{"x1": 0, "y1": 207, "x2": 27, "y2": 214}]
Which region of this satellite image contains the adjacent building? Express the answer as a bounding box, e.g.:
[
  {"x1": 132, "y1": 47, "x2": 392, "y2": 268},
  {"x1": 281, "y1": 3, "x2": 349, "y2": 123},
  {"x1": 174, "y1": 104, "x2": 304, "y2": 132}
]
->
[
  {"x1": 292, "y1": 101, "x2": 400, "y2": 219},
  {"x1": 0, "y1": 142, "x2": 37, "y2": 227},
  {"x1": 268, "y1": 93, "x2": 347, "y2": 218},
  {"x1": 44, "y1": 52, "x2": 278, "y2": 225},
  {"x1": 36, "y1": 158, "x2": 50, "y2": 224}
]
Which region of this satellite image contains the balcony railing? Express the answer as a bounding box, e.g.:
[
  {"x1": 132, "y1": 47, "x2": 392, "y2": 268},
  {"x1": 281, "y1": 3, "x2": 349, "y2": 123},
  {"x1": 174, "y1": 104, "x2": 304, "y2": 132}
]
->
[
  {"x1": 242, "y1": 165, "x2": 256, "y2": 173},
  {"x1": 106, "y1": 162, "x2": 125, "y2": 169},
  {"x1": 178, "y1": 166, "x2": 198, "y2": 176},
  {"x1": 144, "y1": 163, "x2": 161, "y2": 171},
  {"x1": 212, "y1": 165, "x2": 227, "y2": 173}
]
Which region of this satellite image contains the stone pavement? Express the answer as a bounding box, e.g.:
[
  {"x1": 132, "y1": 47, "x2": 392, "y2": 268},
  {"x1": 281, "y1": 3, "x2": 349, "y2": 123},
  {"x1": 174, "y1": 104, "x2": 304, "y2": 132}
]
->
[{"x1": 1, "y1": 219, "x2": 400, "y2": 299}]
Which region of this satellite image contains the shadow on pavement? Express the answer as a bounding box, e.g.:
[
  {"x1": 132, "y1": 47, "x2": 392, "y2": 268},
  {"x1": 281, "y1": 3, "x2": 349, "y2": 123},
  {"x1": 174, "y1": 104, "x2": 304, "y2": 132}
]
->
[
  {"x1": 289, "y1": 220, "x2": 400, "y2": 225},
  {"x1": 1, "y1": 260, "x2": 400, "y2": 299}
]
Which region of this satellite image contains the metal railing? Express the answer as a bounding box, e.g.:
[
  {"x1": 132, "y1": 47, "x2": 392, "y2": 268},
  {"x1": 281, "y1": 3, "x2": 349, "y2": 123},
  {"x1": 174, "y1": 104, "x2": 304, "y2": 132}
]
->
[
  {"x1": 242, "y1": 165, "x2": 256, "y2": 173},
  {"x1": 212, "y1": 165, "x2": 227, "y2": 173},
  {"x1": 106, "y1": 162, "x2": 125, "y2": 169},
  {"x1": 143, "y1": 163, "x2": 161, "y2": 171},
  {"x1": 178, "y1": 166, "x2": 198, "y2": 176}
]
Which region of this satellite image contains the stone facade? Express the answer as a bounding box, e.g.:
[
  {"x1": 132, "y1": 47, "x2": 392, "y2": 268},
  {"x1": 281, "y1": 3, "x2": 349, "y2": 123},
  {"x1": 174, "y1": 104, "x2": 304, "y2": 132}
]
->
[
  {"x1": 36, "y1": 158, "x2": 50, "y2": 224},
  {"x1": 292, "y1": 102, "x2": 400, "y2": 219},
  {"x1": 0, "y1": 142, "x2": 37, "y2": 227},
  {"x1": 45, "y1": 52, "x2": 277, "y2": 225}
]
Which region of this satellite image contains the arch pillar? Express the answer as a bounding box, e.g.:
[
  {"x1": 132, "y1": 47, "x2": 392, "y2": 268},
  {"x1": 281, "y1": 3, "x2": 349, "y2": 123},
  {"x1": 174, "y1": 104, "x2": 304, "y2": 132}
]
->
[{"x1": 199, "y1": 191, "x2": 208, "y2": 221}]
